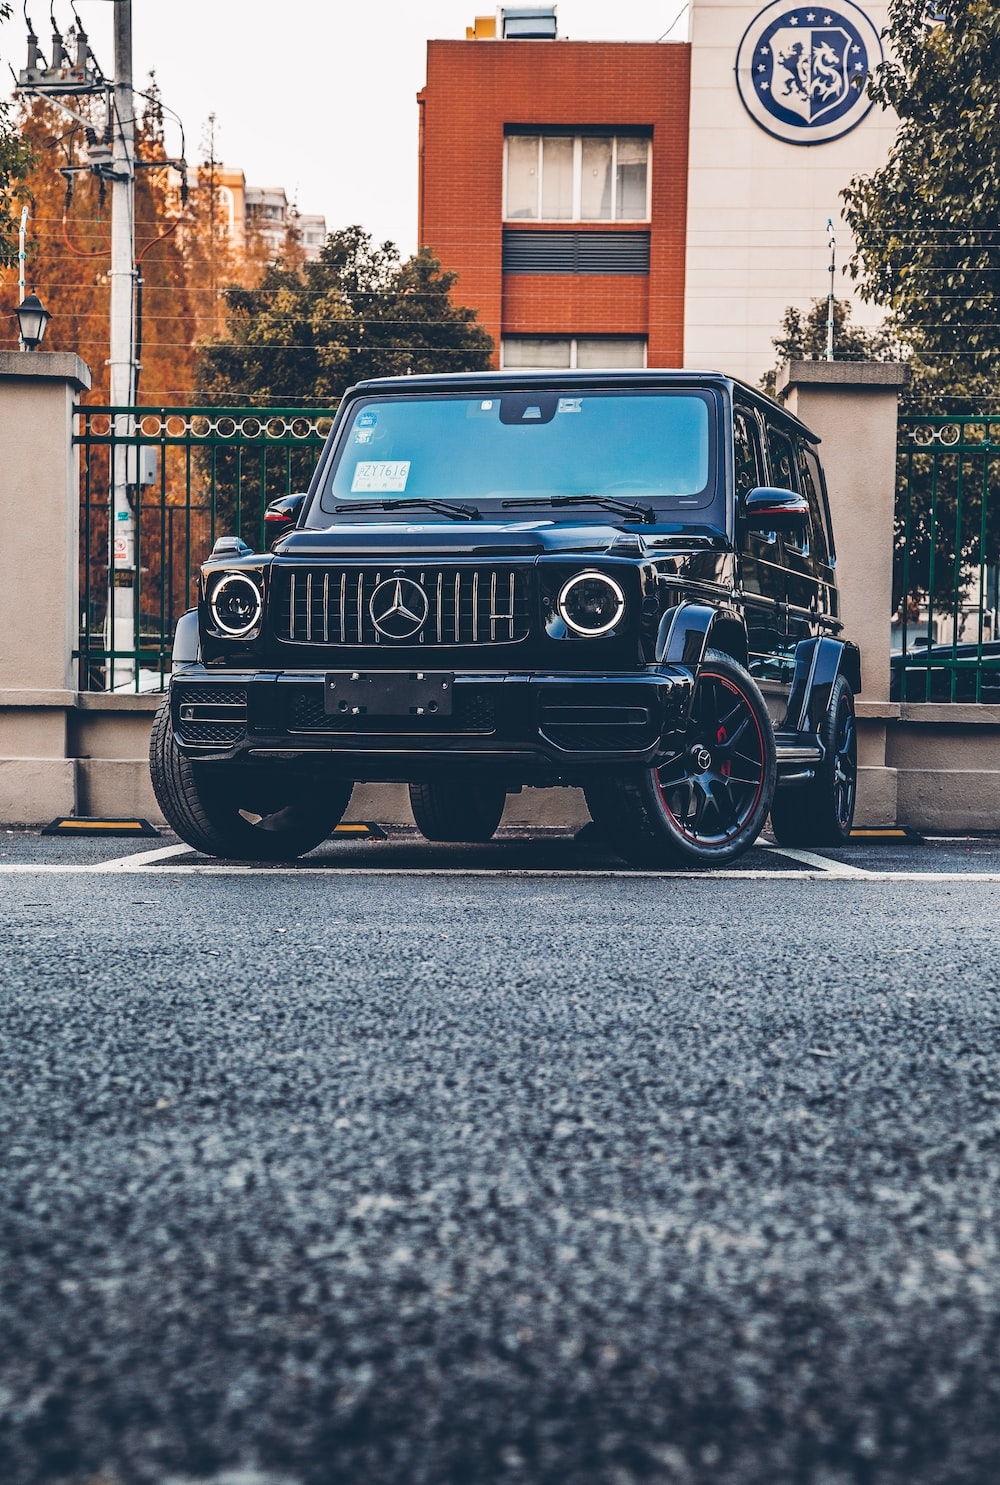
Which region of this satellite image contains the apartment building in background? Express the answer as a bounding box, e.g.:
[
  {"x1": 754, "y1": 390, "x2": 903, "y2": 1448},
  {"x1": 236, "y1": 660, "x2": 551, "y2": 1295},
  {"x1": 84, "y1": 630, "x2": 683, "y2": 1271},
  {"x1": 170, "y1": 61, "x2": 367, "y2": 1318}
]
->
[
  {"x1": 417, "y1": 2, "x2": 895, "y2": 384},
  {"x1": 208, "y1": 170, "x2": 328, "y2": 263},
  {"x1": 418, "y1": 13, "x2": 690, "y2": 374}
]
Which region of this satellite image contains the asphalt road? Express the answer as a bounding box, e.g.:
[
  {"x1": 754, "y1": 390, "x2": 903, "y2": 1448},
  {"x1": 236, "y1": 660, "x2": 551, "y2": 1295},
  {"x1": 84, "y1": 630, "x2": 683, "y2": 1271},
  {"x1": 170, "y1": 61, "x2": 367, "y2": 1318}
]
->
[{"x1": 2, "y1": 828, "x2": 1000, "y2": 1485}]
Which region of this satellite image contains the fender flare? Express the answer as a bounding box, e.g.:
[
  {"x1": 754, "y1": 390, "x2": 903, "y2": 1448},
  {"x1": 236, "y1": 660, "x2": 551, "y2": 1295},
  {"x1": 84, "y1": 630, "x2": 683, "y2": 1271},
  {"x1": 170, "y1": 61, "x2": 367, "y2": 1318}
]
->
[
  {"x1": 171, "y1": 608, "x2": 201, "y2": 668},
  {"x1": 782, "y1": 636, "x2": 862, "y2": 735},
  {"x1": 654, "y1": 601, "x2": 749, "y2": 672}
]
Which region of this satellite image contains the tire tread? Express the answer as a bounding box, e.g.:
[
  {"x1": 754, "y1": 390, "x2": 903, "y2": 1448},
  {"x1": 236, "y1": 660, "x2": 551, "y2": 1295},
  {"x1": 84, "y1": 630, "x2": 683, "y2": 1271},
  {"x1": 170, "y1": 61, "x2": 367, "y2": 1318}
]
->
[
  {"x1": 150, "y1": 698, "x2": 351, "y2": 860},
  {"x1": 408, "y1": 780, "x2": 506, "y2": 843}
]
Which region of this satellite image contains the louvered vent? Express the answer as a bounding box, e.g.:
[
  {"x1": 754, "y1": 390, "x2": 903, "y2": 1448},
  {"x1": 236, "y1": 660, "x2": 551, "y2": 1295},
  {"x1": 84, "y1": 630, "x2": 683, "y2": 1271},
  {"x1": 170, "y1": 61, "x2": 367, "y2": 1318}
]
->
[{"x1": 502, "y1": 231, "x2": 650, "y2": 275}]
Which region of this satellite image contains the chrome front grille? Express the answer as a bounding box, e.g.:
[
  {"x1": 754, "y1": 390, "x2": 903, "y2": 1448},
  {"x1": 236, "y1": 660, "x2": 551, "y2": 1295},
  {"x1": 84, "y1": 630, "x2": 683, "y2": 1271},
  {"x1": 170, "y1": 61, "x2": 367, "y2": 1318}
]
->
[{"x1": 274, "y1": 565, "x2": 532, "y2": 647}]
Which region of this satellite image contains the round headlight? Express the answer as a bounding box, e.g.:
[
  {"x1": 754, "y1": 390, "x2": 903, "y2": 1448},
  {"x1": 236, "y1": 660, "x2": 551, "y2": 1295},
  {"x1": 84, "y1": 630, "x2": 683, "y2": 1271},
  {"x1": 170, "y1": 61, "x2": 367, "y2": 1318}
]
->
[
  {"x1": 557, "y1": 571, "x2": 626, "y2": 637},
  {"x1": 210, "y1": 572, "x2": 263, "y2": 637}
]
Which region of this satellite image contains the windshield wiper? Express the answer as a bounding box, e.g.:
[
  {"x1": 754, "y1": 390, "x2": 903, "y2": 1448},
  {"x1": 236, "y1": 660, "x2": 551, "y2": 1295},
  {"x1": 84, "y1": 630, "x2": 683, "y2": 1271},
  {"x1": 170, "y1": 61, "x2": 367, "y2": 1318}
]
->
[
  {"x1": 501, "y1": 494, "x2": 655, "y2": 524},
  {"x1": 335, "y1": 498, "x2": 481, "y2": 522}
]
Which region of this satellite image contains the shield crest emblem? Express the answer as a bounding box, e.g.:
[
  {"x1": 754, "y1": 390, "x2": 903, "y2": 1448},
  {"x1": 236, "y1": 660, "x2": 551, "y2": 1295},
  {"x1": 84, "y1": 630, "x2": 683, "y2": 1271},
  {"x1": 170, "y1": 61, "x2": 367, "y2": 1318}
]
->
[{"x1": 769, "y1": 26, "x2": 853, "y2": 122}]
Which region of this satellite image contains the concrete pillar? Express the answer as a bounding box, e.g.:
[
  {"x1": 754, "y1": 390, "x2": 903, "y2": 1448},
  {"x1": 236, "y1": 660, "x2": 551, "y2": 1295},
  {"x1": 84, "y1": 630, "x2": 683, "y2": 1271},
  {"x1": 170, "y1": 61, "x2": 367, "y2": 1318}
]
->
[
  {"x1": 776, "y1": 359, "x2": 909, "y2": 826},
  {"x1": 0, "y1": 351, "x2": 92, "y2": 823}
]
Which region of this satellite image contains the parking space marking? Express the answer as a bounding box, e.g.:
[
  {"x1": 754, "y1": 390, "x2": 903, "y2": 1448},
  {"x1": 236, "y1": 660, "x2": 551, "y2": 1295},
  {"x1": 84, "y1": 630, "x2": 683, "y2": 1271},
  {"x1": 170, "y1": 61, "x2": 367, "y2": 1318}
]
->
[
  {"x1": 1, "y1": 860, "x2": 1000, "y2": 882},
  {"x1": 91, "y1": 842, "x2": 196, "y2": 871},
  {"x1": 762, "y1": 846, "x2": 871, "y2": 877}
]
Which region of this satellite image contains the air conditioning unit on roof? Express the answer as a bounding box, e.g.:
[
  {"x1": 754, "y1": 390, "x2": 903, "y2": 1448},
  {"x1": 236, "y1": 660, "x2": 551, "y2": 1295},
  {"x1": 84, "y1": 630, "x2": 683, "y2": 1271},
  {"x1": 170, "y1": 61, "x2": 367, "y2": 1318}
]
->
[{"x1": 501, "y1": 6, "x2": 558, "y2": 40}]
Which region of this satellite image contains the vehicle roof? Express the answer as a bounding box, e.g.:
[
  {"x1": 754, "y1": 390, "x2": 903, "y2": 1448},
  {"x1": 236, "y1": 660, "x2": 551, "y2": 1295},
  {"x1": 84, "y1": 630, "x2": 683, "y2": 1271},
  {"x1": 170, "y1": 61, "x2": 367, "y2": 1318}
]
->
[{"x1": 346, "y1": 368, "x2": 821, "y2": 443}]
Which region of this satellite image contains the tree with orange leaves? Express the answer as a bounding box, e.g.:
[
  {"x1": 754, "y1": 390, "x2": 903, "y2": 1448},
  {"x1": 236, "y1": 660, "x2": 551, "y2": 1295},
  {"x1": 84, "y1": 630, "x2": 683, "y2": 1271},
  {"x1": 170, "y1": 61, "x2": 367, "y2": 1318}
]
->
[
  {"x1": 0, "y1": 78, "x2": 247, "y2": 405},
  {"x1": 0, "y1": 3, "x2": 34, "y2": 268}
]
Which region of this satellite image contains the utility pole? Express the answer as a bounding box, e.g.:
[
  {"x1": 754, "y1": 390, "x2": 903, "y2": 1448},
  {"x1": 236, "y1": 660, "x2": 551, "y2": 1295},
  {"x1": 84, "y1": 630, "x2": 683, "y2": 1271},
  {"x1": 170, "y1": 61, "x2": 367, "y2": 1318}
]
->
[
  {"x1": 206, "y1": 113, "x2": 219, "y2": 336},
  {"x1": 826, "y1": 217, "x2": 837, "y2": 363},
  {"x1": 17, "y1": 205, "x2": 29, "y2": 345},
  {"x1": 108, "y1": 0, "x2": 137, "y2": 690},
  {"x1": 16, "y1": 2, "x2": 183, "y2": 690}
]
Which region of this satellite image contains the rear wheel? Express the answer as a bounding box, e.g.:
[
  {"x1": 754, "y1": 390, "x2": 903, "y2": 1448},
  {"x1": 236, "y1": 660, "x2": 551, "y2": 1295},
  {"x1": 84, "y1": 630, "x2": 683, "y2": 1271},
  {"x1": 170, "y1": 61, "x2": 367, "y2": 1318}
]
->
[
  {"x1": 150, "y1": 698, "x2": 352, "y2": 860},
  {"x1": 408, "y1": 779, "x2": 507, "y2": 842},
  {"x1": 584, "y1": 649, "x2": 776, "y2": 868},
  {"x1": 769, "y1": 674, "x2": 857, "y2": 847}
]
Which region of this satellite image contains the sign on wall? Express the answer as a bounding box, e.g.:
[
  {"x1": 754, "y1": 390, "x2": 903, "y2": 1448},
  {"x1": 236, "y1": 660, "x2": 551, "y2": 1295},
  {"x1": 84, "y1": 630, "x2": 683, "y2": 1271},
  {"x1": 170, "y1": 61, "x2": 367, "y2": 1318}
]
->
[{"x1": 735, "y1": 1, "x2": 883, "y2": 145}]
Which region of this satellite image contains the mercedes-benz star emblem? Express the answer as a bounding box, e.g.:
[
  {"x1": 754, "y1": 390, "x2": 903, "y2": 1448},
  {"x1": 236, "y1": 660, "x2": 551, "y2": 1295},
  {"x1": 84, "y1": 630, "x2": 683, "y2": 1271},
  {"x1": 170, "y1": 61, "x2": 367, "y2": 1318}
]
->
[{"x1": 369, "y1": 577, "x2": 429, "y2": 640}]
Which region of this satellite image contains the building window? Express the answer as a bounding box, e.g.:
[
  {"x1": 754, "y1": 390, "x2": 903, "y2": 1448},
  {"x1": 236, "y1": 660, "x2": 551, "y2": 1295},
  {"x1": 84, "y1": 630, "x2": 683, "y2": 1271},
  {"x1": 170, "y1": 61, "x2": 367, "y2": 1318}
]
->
[
  {"x1": 504, "y1": 135, "x2": 651, "y2": 223},
  {"x1": 501, "y1": 336, "x2": 647, "y2": 369}
]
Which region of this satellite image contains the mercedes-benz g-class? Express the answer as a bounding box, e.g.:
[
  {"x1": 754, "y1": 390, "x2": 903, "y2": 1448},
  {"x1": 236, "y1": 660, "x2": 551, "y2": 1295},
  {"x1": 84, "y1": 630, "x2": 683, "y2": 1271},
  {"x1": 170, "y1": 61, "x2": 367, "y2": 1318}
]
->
[{"x1": 150, "y1": 370, "x2": 859, "y2": 865}]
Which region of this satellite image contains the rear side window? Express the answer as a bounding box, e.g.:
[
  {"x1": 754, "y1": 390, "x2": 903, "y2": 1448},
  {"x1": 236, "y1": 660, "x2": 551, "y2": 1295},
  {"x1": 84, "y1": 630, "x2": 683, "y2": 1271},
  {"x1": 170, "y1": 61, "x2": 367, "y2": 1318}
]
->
[
  {"x1": 766, "y1": 425, "x2": 808, "y2": 555},
  {"x1": 796, "y1": 444, "x2": 832, "y2": 567},
  {"x1": 733, "y1": 410, "x2": 763, "y2": 498},
  {"x1": 766, "y1": 426, "x2": 798, "y2": 492}
]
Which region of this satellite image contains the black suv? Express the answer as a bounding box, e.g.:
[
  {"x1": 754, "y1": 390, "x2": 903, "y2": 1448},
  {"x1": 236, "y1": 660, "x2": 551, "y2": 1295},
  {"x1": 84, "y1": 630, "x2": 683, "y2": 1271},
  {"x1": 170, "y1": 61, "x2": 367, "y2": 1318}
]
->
[{"x1": 150, "y1": 370, "x2": 859, "y2": 866}]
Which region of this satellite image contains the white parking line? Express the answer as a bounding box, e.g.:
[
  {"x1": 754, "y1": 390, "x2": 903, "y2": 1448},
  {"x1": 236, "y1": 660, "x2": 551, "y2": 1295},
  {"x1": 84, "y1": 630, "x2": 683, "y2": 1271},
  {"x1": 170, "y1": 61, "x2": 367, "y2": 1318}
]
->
[
  {"x1": 761, "y1": 846, "x2": 871, "y2": 877},
  {"x1": 0, "y1": 860, "x2": 999, "y2": 882},
  {"x1": 91, "y1": 842, "x2": 196, "y2": 872}
]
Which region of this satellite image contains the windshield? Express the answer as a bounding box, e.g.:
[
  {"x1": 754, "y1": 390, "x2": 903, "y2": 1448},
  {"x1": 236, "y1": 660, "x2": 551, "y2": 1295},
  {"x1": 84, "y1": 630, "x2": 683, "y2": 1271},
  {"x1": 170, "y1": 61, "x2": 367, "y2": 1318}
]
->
[{"x1": 317, "y1": 390, "x2": 716, "y2": 516}]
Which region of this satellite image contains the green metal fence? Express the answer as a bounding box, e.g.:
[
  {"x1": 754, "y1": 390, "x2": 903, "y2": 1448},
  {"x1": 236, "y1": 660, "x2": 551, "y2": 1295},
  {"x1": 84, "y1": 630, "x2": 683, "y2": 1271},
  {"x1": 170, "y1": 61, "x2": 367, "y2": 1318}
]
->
[
  {"x1": 76, "y1": 404, "x2": 1000, "y2": 702},
  {"x1": 895, "y1": 416, "x2": 1000, "y2": 703},
  {"x1": 76, "y1": 405, "x2": 335, "y2": 692}
]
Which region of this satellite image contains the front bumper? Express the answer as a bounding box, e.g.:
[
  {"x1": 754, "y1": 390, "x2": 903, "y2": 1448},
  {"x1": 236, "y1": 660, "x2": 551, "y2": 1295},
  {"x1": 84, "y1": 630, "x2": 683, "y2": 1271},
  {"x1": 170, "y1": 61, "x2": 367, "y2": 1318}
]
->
[{"x1": 169, "y1": 666, "x2": 695, "y2": 781}]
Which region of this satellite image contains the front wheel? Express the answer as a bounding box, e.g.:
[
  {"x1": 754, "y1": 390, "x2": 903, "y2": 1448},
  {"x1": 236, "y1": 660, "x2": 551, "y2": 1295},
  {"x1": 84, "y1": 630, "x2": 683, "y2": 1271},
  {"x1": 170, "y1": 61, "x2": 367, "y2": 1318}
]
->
[
  {"x1": 769, "y1": 674, "x2": 857, "y2": 847},
  {"x1": 584, "y1": 649, "x2": 776, "y2": 868},
  {"x1": 150, "y1": 699, "x2": 352, "y2": 860}
]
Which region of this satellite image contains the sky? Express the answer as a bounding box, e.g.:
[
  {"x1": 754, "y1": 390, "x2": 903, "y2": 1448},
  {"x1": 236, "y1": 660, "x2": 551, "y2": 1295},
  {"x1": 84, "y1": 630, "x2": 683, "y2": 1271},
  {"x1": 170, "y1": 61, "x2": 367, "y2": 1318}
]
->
[{"x1": 4, "y1": 0, "x2": 690, "y2": 257}]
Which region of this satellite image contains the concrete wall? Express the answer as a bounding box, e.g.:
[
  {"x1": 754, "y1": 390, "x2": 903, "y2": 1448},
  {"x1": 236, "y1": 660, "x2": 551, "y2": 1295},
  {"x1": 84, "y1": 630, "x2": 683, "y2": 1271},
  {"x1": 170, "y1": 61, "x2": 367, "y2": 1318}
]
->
[{"x1": 0, "y1": 352, "x2": 89, "y2": 824}]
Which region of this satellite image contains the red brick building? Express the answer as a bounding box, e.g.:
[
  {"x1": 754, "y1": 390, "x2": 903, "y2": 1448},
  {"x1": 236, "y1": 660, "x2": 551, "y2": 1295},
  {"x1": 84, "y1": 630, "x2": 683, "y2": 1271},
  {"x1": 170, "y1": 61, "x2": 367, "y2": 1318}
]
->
[{"x1": 417, "y1": 16, "x2": 691, "y2": 370}]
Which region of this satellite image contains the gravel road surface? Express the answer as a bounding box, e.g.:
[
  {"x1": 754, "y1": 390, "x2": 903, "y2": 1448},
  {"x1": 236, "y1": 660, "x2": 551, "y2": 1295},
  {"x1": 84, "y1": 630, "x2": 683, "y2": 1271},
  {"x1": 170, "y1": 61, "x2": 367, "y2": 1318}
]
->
[{"x1": 2, "y1": 834, "x2": 1000, "y2": 1485}]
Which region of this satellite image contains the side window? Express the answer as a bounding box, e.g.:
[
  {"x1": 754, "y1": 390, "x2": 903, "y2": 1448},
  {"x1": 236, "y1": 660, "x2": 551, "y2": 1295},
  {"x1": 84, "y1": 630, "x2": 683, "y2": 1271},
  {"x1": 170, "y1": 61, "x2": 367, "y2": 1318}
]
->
[
  {"x1": 766, "y1": 426, "x2": 798, "y2": 492},
  {"x1": 796, "y1": 444, "x2": 831, "y2": 567},
  {"x1": 733, "y1": 409, "x2": 763, "y2": 498},
  {"x1": 766, "y1": 424, "x2": 807, "y2": 556}
]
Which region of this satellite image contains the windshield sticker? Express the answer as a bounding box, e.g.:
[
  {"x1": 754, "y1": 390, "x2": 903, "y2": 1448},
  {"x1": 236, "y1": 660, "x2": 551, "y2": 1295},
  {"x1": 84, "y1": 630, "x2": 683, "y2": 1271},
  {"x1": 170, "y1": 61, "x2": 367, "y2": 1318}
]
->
[
  {"x1": 354, "y1": 410, "x2": 378, "y2": 444},
  {"x1": 351, "y1": 460, "x2": 411, "y2": 493},
  {"x1": 558, "y1": 398, "x2": 583, "y2": 414}
]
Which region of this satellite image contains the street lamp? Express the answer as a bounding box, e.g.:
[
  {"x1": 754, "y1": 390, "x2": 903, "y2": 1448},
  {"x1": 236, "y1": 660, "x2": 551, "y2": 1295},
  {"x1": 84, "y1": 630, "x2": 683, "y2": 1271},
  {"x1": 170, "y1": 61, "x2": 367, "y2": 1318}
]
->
[{"x1": 15, "y1": 291, "x2": 51, "y2": 351}]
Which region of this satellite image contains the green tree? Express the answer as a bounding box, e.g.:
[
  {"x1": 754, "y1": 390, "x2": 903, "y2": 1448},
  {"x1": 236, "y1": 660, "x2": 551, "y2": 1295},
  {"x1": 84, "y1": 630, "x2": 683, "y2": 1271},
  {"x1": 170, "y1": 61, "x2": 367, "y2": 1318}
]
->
[
  {"x1": 842, "y1": 0, "x2": 1000, "y2": 412},
  {"x1": 0, "y1": 3, "x2": 35, "y2": 268},
  {"x1": 196, "y1": 225, "x2": 494, "y2": 408},
  {"x1": 840, "y1": 3, "x2": 1000, "y2": 620},
  {"x1": 195, "y1": 227, "x2": 494, "y2": 537},
  {"x1": 760, "y1": 296, "x2": 899, "y2": 398}
]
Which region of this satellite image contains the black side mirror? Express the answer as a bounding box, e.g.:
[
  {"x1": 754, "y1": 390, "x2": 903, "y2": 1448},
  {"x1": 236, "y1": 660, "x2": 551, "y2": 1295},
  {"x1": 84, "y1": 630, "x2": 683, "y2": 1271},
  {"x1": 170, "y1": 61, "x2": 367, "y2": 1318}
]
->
[
  {"x1": 742, "y1": 486, "x2": 810, "y2": 533},
  {"x1": 264, "y1": 492, "x2": 307, "y2": 549}
]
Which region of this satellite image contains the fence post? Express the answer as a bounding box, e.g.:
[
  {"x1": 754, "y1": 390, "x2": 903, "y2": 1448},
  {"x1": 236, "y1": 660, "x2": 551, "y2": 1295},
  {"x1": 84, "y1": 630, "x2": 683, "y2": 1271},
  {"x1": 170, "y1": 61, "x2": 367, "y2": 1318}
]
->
[
  {"x1": 776, "y1": 360, "x2": 909, "y2": 827},
  {"x1": 0, "y1": 350, "x2": 91, "y2": 823}
]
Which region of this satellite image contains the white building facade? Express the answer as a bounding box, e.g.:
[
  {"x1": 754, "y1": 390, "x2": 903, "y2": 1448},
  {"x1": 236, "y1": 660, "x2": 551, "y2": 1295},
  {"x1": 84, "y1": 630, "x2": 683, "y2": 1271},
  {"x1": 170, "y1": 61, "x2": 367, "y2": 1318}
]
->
[{"x1": 683, "y1": 0, "x2": 897, "y2": 384}]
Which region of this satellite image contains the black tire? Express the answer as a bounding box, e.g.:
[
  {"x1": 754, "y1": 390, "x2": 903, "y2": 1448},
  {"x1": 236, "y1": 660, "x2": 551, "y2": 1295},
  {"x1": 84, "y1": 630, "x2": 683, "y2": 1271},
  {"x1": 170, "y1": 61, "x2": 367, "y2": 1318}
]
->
[
  {"x1": 149, "y1": 698, "x2": 352, "y2": 860},
  {"x1": 770, "y1": 674, "x2": 857, "y2": 847},
  {"x1": 408, "y1": 779, "x2": 507, "y2": 842},
  {"x1": 584, "y1": 648, "x2": 776, "y2": 868}
]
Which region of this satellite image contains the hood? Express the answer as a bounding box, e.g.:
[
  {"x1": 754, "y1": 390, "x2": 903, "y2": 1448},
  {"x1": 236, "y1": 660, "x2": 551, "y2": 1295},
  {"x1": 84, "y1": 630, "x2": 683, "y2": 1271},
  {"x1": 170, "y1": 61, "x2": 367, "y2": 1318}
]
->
[{"x1": 276, "y1": 520, "x2": 623, "y2": 559}]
